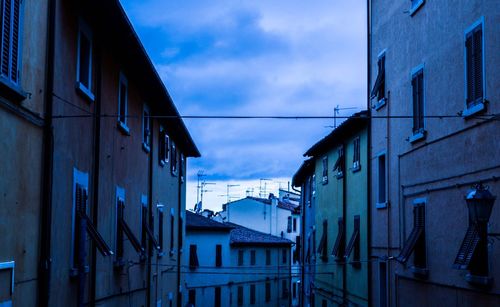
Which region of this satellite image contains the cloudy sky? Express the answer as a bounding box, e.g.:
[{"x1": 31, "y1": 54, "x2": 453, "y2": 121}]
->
[{"x1": 120, "y1": 0, "x2": 367, "y2": 211}]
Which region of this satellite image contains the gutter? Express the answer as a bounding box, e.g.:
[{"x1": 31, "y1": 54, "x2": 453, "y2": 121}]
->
[{"x1": 39, "y1": 0, "x2": 56, "y2": 305}]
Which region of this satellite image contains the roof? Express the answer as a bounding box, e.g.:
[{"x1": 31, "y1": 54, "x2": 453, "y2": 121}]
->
[
  {"x1": 186, "y1": 211, "x2": 233, "y2": 231},
  {"x1": 303, "y1": 110, "x2": 368, "y2": 157},
  {"x1": 277, "y1": 200, "x2": 300, "y2": 214},
  {"x1": 80, "y1": 0, "x2": 200, "y2": 157},
  {"x1": 228, "y1": 223, "x2": 293, "y2": 246},
  {"x1": 225, "y1": 196, "x2": 272, "y2": 207},
  {"x1": 292, "y1": 157, "x2": 315, "y2": 187}
]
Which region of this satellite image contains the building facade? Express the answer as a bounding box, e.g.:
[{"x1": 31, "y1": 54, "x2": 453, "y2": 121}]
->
[
  {"x1": 0, "y1": 0, "x2": 200, "y2": 306},
  {"x1": 185, "y1": 211, "x2": 293, "y2": 307},
  {"x1": 368, "y1": 1, "x2": 500, "y2": 306},
  {"x1": 293, "y1": 112, "x2": 369, "y2": 306}
]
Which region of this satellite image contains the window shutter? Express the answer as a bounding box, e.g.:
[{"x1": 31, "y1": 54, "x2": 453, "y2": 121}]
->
[
  {"x1": 412, "y1": 76, "x2": 418, "y2": 131},
  {"x1": 453, "y1": 223, "x2": 480, "y2": 269},
  {"x1": 10, "y1": 0, "x2": 19, "y2": 83},
  {"x1": 287, "y1": 216, "x2": 292, "y2": 233},
  {"x1": 472, "y1": 27, "x2": 483, "y2": 102},
  {"x1": 332, "y1": 217, "x2": 345, "y2": 258},
  {"x1": 465, "y1": 34, "x2": 473, "y2": 104},
  {"x1": 1, "y1": 0, "x2": 11, "y2": 78},
  {"x1": 417, "y1": 73, "x2": 424, "y2": 130}
]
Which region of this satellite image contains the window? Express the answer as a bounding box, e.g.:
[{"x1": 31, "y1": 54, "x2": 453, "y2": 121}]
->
[
  {"x1": 317, "y1": 219, "x2": 328, "y2": 262},
  {"x1": 377, "y1": 153, "x2": 387, "y2": 207},
  {"x1": 333, "y1": 145, "x2": 345, "y2": 178},
  {"x1": 287, "y1": 216, "x2": 292, "y2": 233},
  {"x1": 282, "y1": 249, "x2": 288, "y2": 264},
  {"x1": 117, "y1": 73, "x2": 129, "y2": 133},
  {"x1": 157, "y1": 204, "x2": 164, "y2": 256},
  {"x1": 352, "y1": 137, "x2": 361, "y2": 171},
  {"x1": 331, "y1": 217, "x2": 345, "y2": 261},
  {"x1": 293, "y1": 218, "x2": 297, "y2": 232},
  {"x1": 265, "y1": 249, "x2": 271, "y2": 265},
  {"x1": 371, "y1": 53, "x2": 386, "y2": 109},
  {"x1": 238, "y1": 250, "x2": 244, "y2": 266},
  {"x1": 71, "y1": 169, "x2": 113, "y2": 276},
  {"x1": 379, "y1": 261, "x2": 388, "y2": 307},
  {"x1": 188, "y1": 289, "x2": 196, "y2": 306},
  {"x1": 142, "y1": 105, "x2": 151, "y2": 152},
  {"x1": 292, "y1": 282, "x2": 297, "y2": 299},
  {"x1": 397, "y1": 201, "x2": 426, "y2": 273},
  {"x1": 322, "y1": 156, "x2": 328, "y2": 184},
  {"x1": 282, "y1": 279, "x2": 288, "y2": 299},
  {"x1": 344, "y1": 215, "x2": 360, "y2": 266},
  {"x1": 214, "y1": 287, "x2": 221, "y2": 307},
  {"x1": 265, "y1": 281, "x2": 271, "y2": 302},
  {"x1": 411, "y1": 66, "x2": 425, "y2": 139},
  {"x1": 76, "y1": 19, "x2": 94, "y2": 101},
  {"x1": 158, "y1": 125, "x2": 169, "y2": 166},
  {"x1": 189, "y1": 245, "x2": 199, "y2": 270},
  {"x1": 216, "y1": 244, "x2": 222, "y2": 267},
  {"x1": 293, "y1": 236, "x2": 301, "y2": 263},
  {"x1": 250, "y1": 284, "x2": 256, "y2": 305},
  {"x1": 169, "y1": 208, "x2": 175, "y2": 255},
  {"x1": 171, "y1": 141, "x2": 178, "y2": 175},
  {"x1": 0, "y1": 0, "x2": 21, "y2": 86},
  {"x1": 250, "y1": 250, "x2": 256, "y2": 265},
  {"x1": 141, "y1": 195, "x2": 161, "y2": 253},
  {"x1": 454, "y1": 224, "x2": 480, "y2": 270},
  {"x1": 237, "y1": 286, "x2": 243, "y2": 306},
  {"x1": 464, "y1": 19, "x2": 485, "y2": 116}
]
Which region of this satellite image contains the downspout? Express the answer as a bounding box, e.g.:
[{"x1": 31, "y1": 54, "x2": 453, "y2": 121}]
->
[
  {"x1": 299, "y1": 183, "x2": 305, "y2": 307},
  {"x1": 342, "y1": 143, "x2": 347, "y2": 305},
  {"x1": 39, "y1": 0, "x2": 56, "y2": 305},
  {"x1": 366, "y1": 0, "x2": 372, "y2": 305},
  {"x1": 177, "y1": 159, "x2": 182, "y2": 307},
  {"x1": 89, "y1": 34, "x2": 103, "y2": 306},
  {"x1": 147, "y1": 123, "x2": 154, "y2": 307}
]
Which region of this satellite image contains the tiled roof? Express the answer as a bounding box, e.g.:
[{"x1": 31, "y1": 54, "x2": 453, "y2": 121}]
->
[
  {"x1": 228, "y1": 223, "x2": 293, "y2": 246},
  {"x1": 277, "y1": 200, "x2": 300, "y2": 214},
  {"x1": 186, "y1": 211, "x2": 233, "y2": 231}
]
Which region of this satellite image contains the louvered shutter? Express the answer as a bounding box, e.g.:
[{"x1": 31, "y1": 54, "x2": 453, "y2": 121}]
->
[
  {"x1": 472, "y1": 28, "x2": 483, "y2": 103},
  {"x1": 332, "y1": 217, "x2": 345, "y2": 258},
  {"x1": 116, "y1": 200, "x2": 124, "y2": 260},
  {"x1": 453, "y1": 224, "x2": 480, "y2": 269},
  {"x1": 1, "y1": 0, "x2": 11, "y2": 78},
  {"x1": 417, "y1": 73, "x2": 424, "y2": 130},
  {"x1": 10, "y1": 0, "x2": 20, "y2": 83}
]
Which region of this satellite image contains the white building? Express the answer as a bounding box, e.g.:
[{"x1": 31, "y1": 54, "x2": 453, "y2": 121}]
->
[
  {"x1": 184, "y1": 211, "x2": 293, "y2": 307},
  {"x1": 218, "y1": 192, "x2": 302, "y2": 306}
]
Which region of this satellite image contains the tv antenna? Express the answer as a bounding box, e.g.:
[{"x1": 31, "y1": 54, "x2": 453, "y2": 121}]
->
[{"x1": 326, "y1": 105, "x2": 357, "y2": 128}]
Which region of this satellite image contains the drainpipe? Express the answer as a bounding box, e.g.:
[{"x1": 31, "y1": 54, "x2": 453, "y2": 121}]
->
[
  {"x1": 39, "y1": 0, "x2": 56, "y2": 305},
  {"x1": 89, "y1": 34, "x2": 103, "y2": 306},
  {"x1": 342, "y1": 143, "x2": 347, "y2": 305},
  {"x1": 177, "y1": 158, "x2": 182, "y2": 307},
  {"x1": 147, "y1": 122, "x2": 154, "y2": 307},
  {"x1": 366, "y1": 0, "x2": 372, "y2": 305}
]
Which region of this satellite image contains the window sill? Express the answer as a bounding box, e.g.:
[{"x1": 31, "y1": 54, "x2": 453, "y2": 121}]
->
[
  {"x1": 409, "y1": 0, "x2": 425, "y2": 16},
  {"x1": 0, "y1": 77, "x2": 27, "y2": 102},
  {"x1": 142, "y1": 143, "x2": 150, "y2": 153},
  {"x1": 322, "y1": 176, "x2": 328, "y2": 185},
  {"x1": 465, "y1": 273, "x2": 493, "y2": 287},
  {"x1": 462, "y1": 101, "x2": 486, "y2": 118},
  {"x1": 376, "y1": 201, "x2": 388, "y2": 209},
  {"x1": 409, "y1": 130, "x2": 426, "y2": 143},
  {"x1": 117, "y1": 121, "x2": 130, "y2": 135},
  {"x1": 75, "y1": 82, "x2": 95, "y2": 103},
  {"x1": 336, "y1": 172, "x2": 344, "y2": 179},
  {"x1": 351, "y1": 163, "x2": 361, "y2": 173},
  {"x1": 373, "y1": 97, "x2": 387, "y2": 111}
]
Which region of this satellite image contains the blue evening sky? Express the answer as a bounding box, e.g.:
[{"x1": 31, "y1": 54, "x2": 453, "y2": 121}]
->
[{"x1": 120, "y1": 0, "x2": 367, "y2": 211}]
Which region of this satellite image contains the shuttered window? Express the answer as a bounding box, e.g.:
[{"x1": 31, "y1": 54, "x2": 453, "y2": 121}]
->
[
  {"x1": 250, "y1": 250, "x2": 256, "y2": 265},
  {"x1": 412, "y1": 69, "x2": 424, "y2": 134},
  {"x1": 76, "y1": 19, "x2": 94, "y2": 100},
  {"x1": 265, "y1": 281, "x2": 271, "y2": 302},
  {"x1": 170, "y1": 209, "x2": 175, "y2": 254},
  {"x1": 141, "y1": 202, "x2": 160, "y2": 252},
  {"x1": 238, "y1": 250, "x2": 244, "y2": 266},
  {"x1": 171, "y1": 141, "x2": 177, "y2": 175},
  {"x1": 282, "y1": 279, "x2": 288, "y2": 299},
  {"x1": 265, "y1": 249, "x2": 271, "y2": 265},
  {"x1": 250, "y1": 284, "x2": 256, "y2": 305},
  {"x1": 216, "y1": 244, "x2": 222, "y2": 267},
  {"x1": 158, "y1": 126, "x2": 170, "y2": 166},
  {"x1": 237, "y1": 286, "x2": 243, "y2": 306},
  {"x1": 287, "y1": 216, "x2": 292, "y2": 233},
  {"x1": 115, "y1": 194, "x2": 143, "y2": 267},
  {"x1": 293, "y1": 235, "x2": 301, "y2": 263},
  {"x1": 117, "y1": 74, "x2": 128, "y2": 132},
  {"x1": 322, "y1": 156, "x2": 328, "y2": 184},
  {"x1": 352, "y1": 137, "x2": 361, "y2": 171},
  {"x1": 370, "y1": 55, "x2": 385, "y2": 102},
  {"x1": 344, "y1": 215, "x2": 360, "y2": 265},
  {"x1": 397, "y1": 203, "x2": 426, "y2": 268},
  {"x1": 331, "y1": 217, "x2": 345, "y2": 260},
  {"x1": 189, "y1": 244, "x2": 199, "y2": 269},
  {"x1": 142, "y1": 105, "x2": 151, "y2": 151},
  {"x1": 465, "y1": 24, "x2": 483, "y2": 108},
  {"x1": 453, "y1": 223, "x2": 480, "y2": 270},
  {"x1": 214, "y1": 287, "x2": 221, "y2": 307},
  {"x1": 71, "y1": 182, "x2": 113, "y2": 276},
  {"x1": 158, "y1": 206, "x2": 164, "y2": 255},
  {"x1": 333, "y1": 145, "x2": 345, "y2": 178},
  {"x1": 317, "y1": 219, "x2": 328, "y2": 262},
  {"x1": 0, "y1": 0, "x2": 21, "y2": 85}
]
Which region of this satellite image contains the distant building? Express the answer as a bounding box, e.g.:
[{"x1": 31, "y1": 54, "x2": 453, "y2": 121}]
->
[
  {"x1": 219, "y1": 193, "x2": 302, "y2": 306},
  {"x1": 184, "y1": 211, "x2": 293, "y2": 307},
  {"x1": 368, "y1": 0, "x2": 500, "y2": 306},
  {"x1": 293, "y1": 111, "x2": 369, "y2": 306}
]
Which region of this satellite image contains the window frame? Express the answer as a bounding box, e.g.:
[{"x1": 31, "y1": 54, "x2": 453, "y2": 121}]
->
[
  {"x1": 462, "y1": 17, "x2": 486, "y2": 118},
  {"x1": 117, "y1": 73, "x2": 129, "y2": 134},
  {"x1": 376, "y1": 152, "x2": 388, "y2": 208},
  {"x1": 371, "y1": 50, "x2": 387, "y2": 110},
  {"x1": 409, "y1": 64, "x2": 426, "y2": 143},
  {"x1": 142, "y1": 104, "x2": 151, "y2": 152},
  {"x1": 75, "y1": 18, "x2": 94, "y2": 102}
]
